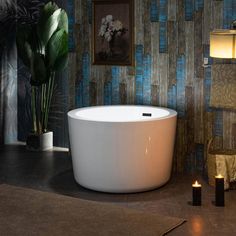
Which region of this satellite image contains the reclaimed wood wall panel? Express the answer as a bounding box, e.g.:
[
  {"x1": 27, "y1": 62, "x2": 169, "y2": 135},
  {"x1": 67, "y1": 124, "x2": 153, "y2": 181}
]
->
[{"x1": 67, "y1": 0, "x2": 236, "y2": 173}]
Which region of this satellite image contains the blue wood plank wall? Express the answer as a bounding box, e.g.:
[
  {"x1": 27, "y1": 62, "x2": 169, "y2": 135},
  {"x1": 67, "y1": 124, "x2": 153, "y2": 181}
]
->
[
  {"x1": 135, "y1": 45, "x2": 144, "y2": 105},
  {"x1": 150, "y1": 0, "x2": 158, "y2": 22},
  {"x1": 185, "y1": 0, "x2": 194, "y2": 21},
  {"x1": 69, "y1": 0, "x2": 236, "y2": 173},
  {"x1": 16, "y1": 0, "x2": 236, "y2": 172}
]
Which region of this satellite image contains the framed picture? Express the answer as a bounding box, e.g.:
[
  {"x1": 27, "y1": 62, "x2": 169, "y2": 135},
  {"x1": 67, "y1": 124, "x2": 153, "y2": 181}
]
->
[{"x1": 92, "y1": 0, "x2": 134, "y2": 66}]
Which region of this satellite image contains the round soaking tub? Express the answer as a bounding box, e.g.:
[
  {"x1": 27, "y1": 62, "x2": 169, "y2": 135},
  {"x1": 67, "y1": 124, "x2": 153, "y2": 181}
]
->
[{"x1": 68, "y1": 105, "x2": 177, "y2": 193}]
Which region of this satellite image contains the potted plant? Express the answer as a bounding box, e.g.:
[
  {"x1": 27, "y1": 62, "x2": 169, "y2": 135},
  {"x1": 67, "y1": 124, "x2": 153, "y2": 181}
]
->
[{"x1": 17, "y1": 1, "x2": 69, "y2": 151}]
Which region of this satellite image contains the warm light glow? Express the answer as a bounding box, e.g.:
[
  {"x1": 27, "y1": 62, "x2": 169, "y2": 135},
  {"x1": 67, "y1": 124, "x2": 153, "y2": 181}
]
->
[
  {"x1": 216, "y1": 174, "x2": 224, "y2": 179},
  {"x1": 210, "y1": 30, "x2": 236, "y2": 58},
  {"x1": 191, "y1": 216, "x2": 203, "y2": 234},
  {"x1": 192, "y1": 181, "x2": 201, "y2": 187}
]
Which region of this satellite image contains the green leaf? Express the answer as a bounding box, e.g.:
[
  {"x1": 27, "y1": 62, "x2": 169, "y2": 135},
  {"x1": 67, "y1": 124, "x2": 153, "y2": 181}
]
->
[
  {"x1": 37, "y1": 8, "x2": 61, "y2": 46},
  {"x1": 37, "y1": 1, "x2": 59, "y2": 35},
  {"x1": 46, "y1": 29, "x2": 68, "y2": 70},
  {"x1": 57, "y1": 10, "x2": 68, "y2": 33},
  {"x1": 54, "y1": 53, "x2": 69, "y2": 71},
  {"x1": 31, "y1": 53, "x2": 48, "y2": 86}
]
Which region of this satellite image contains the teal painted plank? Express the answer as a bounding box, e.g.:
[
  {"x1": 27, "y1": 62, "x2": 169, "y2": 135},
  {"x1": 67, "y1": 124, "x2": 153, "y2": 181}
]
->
[
  {"x1": 143, "y1": 54, "x2": 152, "y2": 105},
  {"x1": 111, "y1": 66, "x2": 120, "y2": 105},
  {"x1": 159, "y1": 22, "x2": 167, "y2": 53},
  {"x1": 195, "y1": 0, "x2": 204, "y2": 11},
  {"x1": 223, "y1": 0, "x2": 233, "y2": 29},
  {"x1": 150, "y1": 0, "x2": 159, "y2": 22},
  {"x1": 176, "y1": 55, "x2": 186, "y2": 117},
  {"x1": 204, "y1": 45, "x2": 212, "y2": 112},
  {"x1": 185, "y1": 0, "x2": 194, "y2": 21},
  {"x1": 135, "y1": 45, "x2": 143, "y2": 105},
  {"x1": 159, "y1": 0, "x2": 167, "y2": 22}
]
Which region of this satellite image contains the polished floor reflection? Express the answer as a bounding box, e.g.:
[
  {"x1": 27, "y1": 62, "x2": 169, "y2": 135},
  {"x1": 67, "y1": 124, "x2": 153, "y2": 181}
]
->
[{"x1": 1, "y1": 144, "x2": 236, "y2": 236}]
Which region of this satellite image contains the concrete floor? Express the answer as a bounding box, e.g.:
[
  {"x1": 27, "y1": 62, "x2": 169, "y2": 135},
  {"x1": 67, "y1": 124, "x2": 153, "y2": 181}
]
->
[{"x1": 0, "y1": 144, "x2": 236, "y2": 236}]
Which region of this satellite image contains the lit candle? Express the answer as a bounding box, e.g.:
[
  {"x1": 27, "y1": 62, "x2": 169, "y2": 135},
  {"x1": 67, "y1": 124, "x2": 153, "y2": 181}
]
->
[
  {"x1": 192, "y1": 181, "x2": 202, "y2": 206},
  {"x1": 215, "y1": 174, "x2": 224, "y2": 207}
]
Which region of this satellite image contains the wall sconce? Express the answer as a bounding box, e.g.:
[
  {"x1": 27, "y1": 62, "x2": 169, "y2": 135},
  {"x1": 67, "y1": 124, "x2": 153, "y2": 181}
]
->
[{"x1": 210, "y1": 20, "x2": 236, "y2": 59}]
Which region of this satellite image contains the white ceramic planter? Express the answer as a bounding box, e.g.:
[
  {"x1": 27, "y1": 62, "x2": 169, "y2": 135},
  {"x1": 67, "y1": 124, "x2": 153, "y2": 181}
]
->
[{"x1": 26, "y1": 131, "x2": 53, "y2": 151}]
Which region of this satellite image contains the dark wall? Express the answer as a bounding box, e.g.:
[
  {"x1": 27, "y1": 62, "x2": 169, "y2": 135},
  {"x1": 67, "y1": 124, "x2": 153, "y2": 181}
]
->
[{"x1": 0, "y1": 0, "x2": 18, "y2": 145}]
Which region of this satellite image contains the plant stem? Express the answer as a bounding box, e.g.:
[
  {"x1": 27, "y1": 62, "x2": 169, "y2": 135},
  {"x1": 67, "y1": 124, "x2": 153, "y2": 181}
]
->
[
  {"x1": 44, "y1": 72, "x2": 55, "y2": 132},
  {"x1": 31, "y1": 86, "x2": 37, "y2": 134}
]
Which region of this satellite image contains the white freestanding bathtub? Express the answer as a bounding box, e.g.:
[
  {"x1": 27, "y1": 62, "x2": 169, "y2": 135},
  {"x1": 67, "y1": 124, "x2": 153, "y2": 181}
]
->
[{"x1": 68, "y1": 105, "x2": 177, "y2": 193}]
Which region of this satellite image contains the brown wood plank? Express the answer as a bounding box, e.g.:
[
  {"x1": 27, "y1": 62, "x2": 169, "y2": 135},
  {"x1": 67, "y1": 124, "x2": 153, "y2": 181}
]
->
[
  {"x1": 177, "y1": 0, "x2": 185, "y2": 55},
  {"x1": 151, "y1": 22, "x2": 160, "y2": 86},
  {"x1": 194, "y1": 10, "x2": 204, "y2": 79},
  {"x1": 185, "y1": 21, "x2": 194, "y2": 86},
  {"x1": 175, "y1": 118, "x2": 187, "y2": 173},
  {"x1": 151, "y1": 84, "x2": 159, "y2": 106},
  {"x1": 223, "y1": 111, "x2": 236, "y2": 149},
  {"x1": 135, "y1": 0, "x2": 144, "y2": 45},
  {"x1": 168, "y1": 21, "x2": 177, "y2": 86},
  {"x1": 68, "y1": 53, "x2": 76, "y2": 110},
  {"x1": 203, "y1": 0, "x2": 212, "y2": 44},
  {"x1": 186, "y1": 86, "x2": 195, "y2": 154},
  {"x1": 89, "y1": 81, "x2": 97, "y2": 106},
  {"x1": 159, "y1": 53, "x2": 168, "y2": 106},
  {"x1": 143, "y1": 0, "x2": 151, "y2": 54},
  {"x1": 119, "y1": 83, "x2": 127, "y2": 105},
  {"x1": 211, "y1": 0, "x2": 223, "y2": 30},
  {"x1": 168, "y1": 0, "x2": 176, "y2": 21},
  {"x1": 194, "y1": 77, "x2": 204, "y2": 144}
]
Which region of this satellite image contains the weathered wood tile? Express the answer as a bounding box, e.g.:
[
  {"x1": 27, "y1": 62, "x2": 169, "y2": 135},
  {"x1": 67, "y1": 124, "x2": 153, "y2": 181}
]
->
[
  {"x1": 168, "y1": 21, "x2": 177, "y2": 86},
  {"x1": 151, "y1": 84, "x2": 159, "y2": 106},
  {"x1": 176, "y1": 55, "x2": 186, "y2": 118},
  {"x1": 194, "y1": 77, "x2": 204, "y2": 144},
  {"x1": 143, "y1": 0, "x2": 152, "y2": 54},
  {"x1": 194, "y1": 10, "x2": 203, "y2": 79},
  {"x1": 151, "y1": 22, "x2": 160, "y2": 86},
  {"x1": 223, "y1": 111, "x2": 236, "y2": 149},
  {"x1": 150, "y1": 0, "x2": 158, "y2": 22},
  {"x1": 135, "y1": 45, "x2": 144, "y2": 105},
  {"x1": 185, "y1": 21, "x2": 194, "y2": 87},
  {"x1": 159, "y1": 53, "x2": 168, "y2": 106},
  {"x1": 168, "y1": 0, "x2": 176, "y2": 21},
  {"x1": 177, "y1": 0, "x2": 185, "y2": 55},
  {"x1": 211, "y1": 0, "x2": 223, "y2": 30},
  {"x1": 119, "y1": 82, "x2": 127, "y2": 105},
  {"x1": 185, "y1": 0, "x2": 194, "y2": 21},
  {"x1": 89, "y1": 81, "x2": 97, "y2": 106},
  {"x1": 203, "y1": 0, "x2": 212, "y2": 44}
]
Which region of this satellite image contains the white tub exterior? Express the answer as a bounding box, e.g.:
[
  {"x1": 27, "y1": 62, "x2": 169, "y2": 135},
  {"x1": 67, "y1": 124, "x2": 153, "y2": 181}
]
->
[{"x1": 68, "y1": 106, "x2": 177, "y2": 193}]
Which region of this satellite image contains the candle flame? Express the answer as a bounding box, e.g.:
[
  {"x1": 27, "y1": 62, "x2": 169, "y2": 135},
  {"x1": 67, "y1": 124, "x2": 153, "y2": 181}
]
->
[
  {"x1": 192, "y1": 180, "x2": 201, "y2": 187},
  {"x1": 216, "y1": 174, "x2": 224, "y2": 178}
]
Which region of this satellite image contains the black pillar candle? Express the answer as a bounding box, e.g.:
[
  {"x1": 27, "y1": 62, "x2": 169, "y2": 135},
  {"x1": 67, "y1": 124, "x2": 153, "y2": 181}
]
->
[
  {"x1": 215, "y1": 175, "x2": 224, "y2": 207},
  {"x1": 192, "y1": 181, "x2": 202, "y2": 206}
]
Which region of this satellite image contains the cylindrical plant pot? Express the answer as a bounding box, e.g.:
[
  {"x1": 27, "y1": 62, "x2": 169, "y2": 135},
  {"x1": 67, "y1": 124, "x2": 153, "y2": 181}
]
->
[{"x1": 26, "y1": 131, "x2": 53, "y2": 151}]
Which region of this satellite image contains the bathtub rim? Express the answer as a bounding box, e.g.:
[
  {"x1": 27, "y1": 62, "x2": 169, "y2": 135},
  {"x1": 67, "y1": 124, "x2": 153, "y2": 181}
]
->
[{"x1": 68, "y1": 105, "x2": 177, "y2": 123}]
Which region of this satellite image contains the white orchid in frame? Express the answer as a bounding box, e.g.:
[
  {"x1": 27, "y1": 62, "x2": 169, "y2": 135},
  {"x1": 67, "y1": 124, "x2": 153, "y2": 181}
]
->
[{"x1": 98, "y1": 14, "x2": 127, "y2": 42}]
